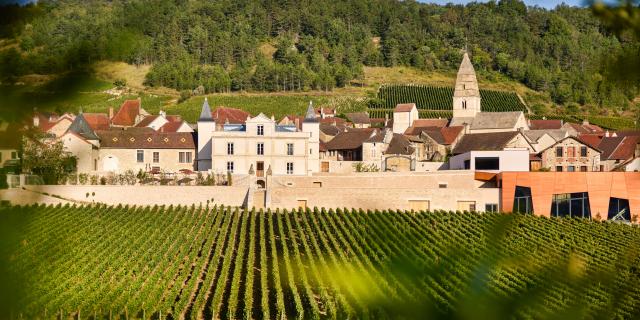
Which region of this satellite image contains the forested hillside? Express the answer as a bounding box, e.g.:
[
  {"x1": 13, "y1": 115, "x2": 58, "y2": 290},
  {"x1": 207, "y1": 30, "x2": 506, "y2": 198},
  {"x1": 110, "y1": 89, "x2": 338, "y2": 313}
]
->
[{"x1": 0, "y1": 0, "x2": 638, "y2": 112}]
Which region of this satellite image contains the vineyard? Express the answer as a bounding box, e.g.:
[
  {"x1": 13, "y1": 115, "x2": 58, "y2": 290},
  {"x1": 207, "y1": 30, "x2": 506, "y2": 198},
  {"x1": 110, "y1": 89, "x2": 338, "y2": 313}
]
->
[
  {"x1": 528, "y1": 114, "x2": 638, "y2": 130},
  {"x1": 2, "y1": 204, "x2": 640, "y2": 319},
  {"x1": 375, "y1": 84, "x2": 527, "y2": 113}
]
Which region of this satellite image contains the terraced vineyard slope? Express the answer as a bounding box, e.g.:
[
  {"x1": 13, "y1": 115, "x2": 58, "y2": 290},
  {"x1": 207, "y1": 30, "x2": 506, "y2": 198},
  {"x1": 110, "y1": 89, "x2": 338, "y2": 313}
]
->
[
  {"x1": 372, "y1": 84, "x2": 527, "y2": 118},
  {"x1": 1, "y1": 204, "x2": 639, "y2": 319}
]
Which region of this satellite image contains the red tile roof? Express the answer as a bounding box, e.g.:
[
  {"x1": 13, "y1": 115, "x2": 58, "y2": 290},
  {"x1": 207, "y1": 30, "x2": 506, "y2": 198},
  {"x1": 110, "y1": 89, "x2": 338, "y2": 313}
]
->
[
  {"x1": 394, "y1": 103, "x2": 416, "y2": 112},
  {"x1": 577, "y1": 134, "x2": 604, "y2": 150},
  {"x1": 315, "y1": 107, "x2": 335, "y2": 115},
  {"x1": 418, "y1": 126, "x2": 464, "y2": 145},
  {"x1": 159, "y1": 121, "x2": 185, "y2": 133},
  {"x1": 529, "y1": 119, "x2": 563, "y2": 130},
  {"x1": 414, "y1": 119, "x2": 448, "y2": 128},
  {"x1": 83, "y1": 113, "x2": 110, "y2": 130},
  {"x1": 111, "y1": 99, "x2": 141, "y2": 126},
  {"x1": 598, "y1": 136, "x2": 639, "y2": 160},
  {"x1": 212, "y1": 107, "x2": 251, "y2": 125}
]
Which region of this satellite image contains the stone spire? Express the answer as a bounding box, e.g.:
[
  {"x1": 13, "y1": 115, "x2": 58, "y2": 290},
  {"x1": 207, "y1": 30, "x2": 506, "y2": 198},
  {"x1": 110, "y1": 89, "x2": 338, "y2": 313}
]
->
[
  {"x1": 454, "y1": 52, "x2": 480, "y2": 98},
  {"x1": 452, "y1": 51, "x2": 482, "y2": 118},
  {"x1": 303, "y1": 101, "x2": 318, "y2": 123},
  {"x1": 198, "y1": 97, "x2": 214, "y2": 122}
]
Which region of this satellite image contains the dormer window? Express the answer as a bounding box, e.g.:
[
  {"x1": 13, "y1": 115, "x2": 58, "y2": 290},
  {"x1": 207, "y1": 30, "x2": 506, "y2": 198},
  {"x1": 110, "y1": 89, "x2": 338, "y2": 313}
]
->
[{"x1": 257, "y1": 125, "x2": 264, "y2": 136}]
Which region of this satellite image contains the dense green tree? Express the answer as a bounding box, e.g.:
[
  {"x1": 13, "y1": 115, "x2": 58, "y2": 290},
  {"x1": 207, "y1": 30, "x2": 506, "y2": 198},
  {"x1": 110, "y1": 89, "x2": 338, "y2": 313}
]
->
[{"x1": 0, "y1": 0, "x2": 638, "y2": 110}]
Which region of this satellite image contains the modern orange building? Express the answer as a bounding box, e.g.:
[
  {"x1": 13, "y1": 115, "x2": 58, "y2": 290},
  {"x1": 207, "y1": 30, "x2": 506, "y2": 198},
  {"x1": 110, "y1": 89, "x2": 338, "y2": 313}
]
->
[{"x1": 499, "y1": 172, "x2": 640, "y2": 221}]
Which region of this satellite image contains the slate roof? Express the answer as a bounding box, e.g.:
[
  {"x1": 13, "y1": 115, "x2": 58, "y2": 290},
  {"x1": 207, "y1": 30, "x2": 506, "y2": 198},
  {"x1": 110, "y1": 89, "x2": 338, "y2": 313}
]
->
[
  {"x1": 384, "y1": 134, "x2": 414, "y2": 155},
  {"x1": 470, "y1": 111, "x2": 524, "y2": 130},
  {"x1": 529, "y1": 119, "x2": 563, "y2": 130},
  {"x1": 346, "y1": 112, "x2": 370, "y2": 125},
  {"x1": 67, "y1": 113, "x2": 99, "y2": 140},
  {"x1": 394, "y1": 103, "x2": 416, "y2": 112},
  {"x1": 449, "y1": 117, "x2": 475, "y2": 127},
  {"x1": 325, "y1": 128, "x2": 375, "y2": 150},
  {"x1": 199, "y1": 98, "x2": 214, "y2": 122},
  {"x1": 304, "y1": 103, "x2": 319, "y2": 123},
  {"x1": 111, "y1": 99, "x2": 142, "y2": 126},
  {"x1": 452, "y1": 131, "x2": 519, "y2": 155},
  {"x1": 97, "y1": 129, "x2": 195, "y2": 149}
]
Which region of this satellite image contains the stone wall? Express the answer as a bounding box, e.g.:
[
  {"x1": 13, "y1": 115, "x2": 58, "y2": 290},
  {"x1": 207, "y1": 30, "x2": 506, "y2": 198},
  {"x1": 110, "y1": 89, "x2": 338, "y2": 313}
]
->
[
  {"x1": 14, "y1": 185, "x2": 249, "y2": 207},
  {"x1": 267, "y1": 171, "x2": 500, "y2": 211}
]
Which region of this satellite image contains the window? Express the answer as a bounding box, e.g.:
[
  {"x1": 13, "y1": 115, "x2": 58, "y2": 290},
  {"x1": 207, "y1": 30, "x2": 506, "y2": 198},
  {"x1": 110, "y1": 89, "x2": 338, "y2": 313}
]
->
[
  {"x1": 136, "y1": 150, "x2": 144, "y2": 163},
  {"x1": 608, "y1": 197, "x2": 631, "y2": 221},
  {"x1": 464, "y1": 159, "x2": 471, "y2": 170},
  {"x1": 580, "y1": 166, "x2": 588, "y2": 172},
  {"x1": 580, "y1": 146, "x2": 588, "y2": 157},
  {"x1": 257, "y1": 125, "x2": 264, "y2": 136},
  {"x1": 313, "y1": 181, "x2": 322, "y2": 187},
  {"x1": 462, "y1": 100, "x2": 467, "y2": 109},
  {"x1": 475, "y1": 157, "x2": 500, "y2": 170},
  {"x1": 556, "y1": 166, "x2": 563, "y2": 172},
  {"x1": 179, "y1": 152, "x2": 192, "y2": 163},
  {"x1": 286, "y1": 162, "x2": 294, "y2": 174},
  {"x1": 226, "y1": 161, "x2": 234, "y2": 173},
  {"x1": 457, "y1": 201, "x2": 476, "y2": 212},
  {"x1": 438, "y1": 183, "x2": 447, "y2": 189},
  {"x1": 567, "y1": 146, "x2": 575, "y2": 158},
  {"x1": 485, "y1": 204, "x2": 498, "y2": 212},
  {"x1": 153, "y1": 152, "x2": 159, "y2": 163},
  {"x1": 287, "y1": 143, "x2": 294, "y2": 156},
  {"x1": 409, "y1": 200, "x2": 430, "y2": 211},
  {"x1": 371, "y1": 146, "x2": 376, "y2": 158},
  {"x1": 551, "y1": 192, "x2": 591, "y2": 219},
  {"x1": 567, "y1": 165, "x2": 575, "y2": 172},
  {"x1": 11, "y1": 151, "x2": 17, "y2": 159},
  {"x1": 555, "y1": 146, "x2": 563, "y2": 157},
  {"x1": 257, "y1": 143, "x2": 264, "y2": 155},
  {"x1": 513, "y1": 186, "x2": 533, "y2": 214},
  {"x1": 227, "y1": 142, "x2": 234, "y2": 155},
  {"x1": 94, "y1": 159, "x2": 97, "y2": 171}
]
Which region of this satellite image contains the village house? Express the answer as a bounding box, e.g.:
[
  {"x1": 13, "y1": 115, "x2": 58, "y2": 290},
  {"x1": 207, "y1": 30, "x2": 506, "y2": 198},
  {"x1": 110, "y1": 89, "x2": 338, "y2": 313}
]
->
[
  {"x1": 392, "y1": 103, "x2": 420, "y2": 134},
  {"x1": 522, "y1": 129, "x2": 568, "y2": 152},
  {"x1": 198, "y1": 99, "x2": 320, "y2": 182},
  {"x1": 562, "y1": 120, "x2": 604, "y2": 136},
  {"x1": 539, "y1": 136, "x2": 601, "y2": 172},
  {"x1": 450, "y1": 131, "x2": 533, "y2": 171},
  {"x1": 33, "y1": 112, "x2": 75, "y2": 137},
  {"x1": 408, "y1": 126, "x2": 464, "y2": 162},
  {"x1": 345, "y1": 112, "x2": 371, "y2": 128}
]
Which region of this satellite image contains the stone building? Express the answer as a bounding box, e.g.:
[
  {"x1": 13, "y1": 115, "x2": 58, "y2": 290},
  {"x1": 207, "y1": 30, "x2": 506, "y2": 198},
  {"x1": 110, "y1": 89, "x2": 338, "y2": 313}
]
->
[{"x1": 539, "y1": 136, "x2": 601, "y2": 172}]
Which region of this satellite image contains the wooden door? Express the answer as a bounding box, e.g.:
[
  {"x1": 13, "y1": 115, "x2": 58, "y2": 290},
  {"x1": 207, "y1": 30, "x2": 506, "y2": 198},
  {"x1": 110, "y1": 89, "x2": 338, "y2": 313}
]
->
[
  {"x1": 321, "y1": 161, "x2": 329, "y2": 172},
  {"x1": 256, "y1": 161, "x2": 264, "y2": 177}
]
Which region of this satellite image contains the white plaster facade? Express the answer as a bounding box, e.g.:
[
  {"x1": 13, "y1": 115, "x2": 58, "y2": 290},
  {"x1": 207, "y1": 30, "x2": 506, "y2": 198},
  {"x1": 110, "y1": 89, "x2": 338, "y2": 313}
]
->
[
  {"x1": 449, "y1": 149, "x2": 530, "y2": 172},
  {"x1": 392, "y1": 104, "x2": 419, "y2": 134}
]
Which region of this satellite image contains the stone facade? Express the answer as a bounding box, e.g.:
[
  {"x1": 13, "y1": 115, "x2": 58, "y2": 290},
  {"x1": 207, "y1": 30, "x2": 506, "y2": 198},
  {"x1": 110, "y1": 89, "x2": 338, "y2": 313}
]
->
[{"x1": 540, "y1": 137, "x2": 601, "y2": 172}]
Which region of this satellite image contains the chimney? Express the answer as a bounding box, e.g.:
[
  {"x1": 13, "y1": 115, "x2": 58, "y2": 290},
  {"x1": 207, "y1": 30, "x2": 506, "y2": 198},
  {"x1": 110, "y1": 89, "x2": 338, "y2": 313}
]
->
[
  {"x1": 159, "y1": 110, "x2": 166, "y2": 117},
  {"x1": 294, "y1": 118, "x2": 300, "y2": 129},
  {"x1": 542, "y1": 116, "x2": 547, "y2": 120},
  {"x1": 32, "y1": 115, "x2": 39, "y2": 127},
  {"x1": 605, "y1": 130, "x2": 610, "y2": 138},
  {"x1": 612, "y1": 132, "x2": 618, "y2": 137},
  {"x1": 109, "y1": 107, "x2": 114, "y2": 119},
  {"x1": 582, "y1": 119, "x2": 589, "y2": 126}
]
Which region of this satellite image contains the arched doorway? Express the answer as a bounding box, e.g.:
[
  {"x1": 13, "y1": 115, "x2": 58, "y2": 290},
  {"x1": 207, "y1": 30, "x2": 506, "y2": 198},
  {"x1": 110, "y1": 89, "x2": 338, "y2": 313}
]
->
[
  {"x1": 384, "y1": 156, "x2": 414, "y2": 172},
  {"x1": 103, "y1": 155, "x2": 119, "y2": 172},
  {"x1": 256, "y1": 179, "x2": 266, "y2": 189}
]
